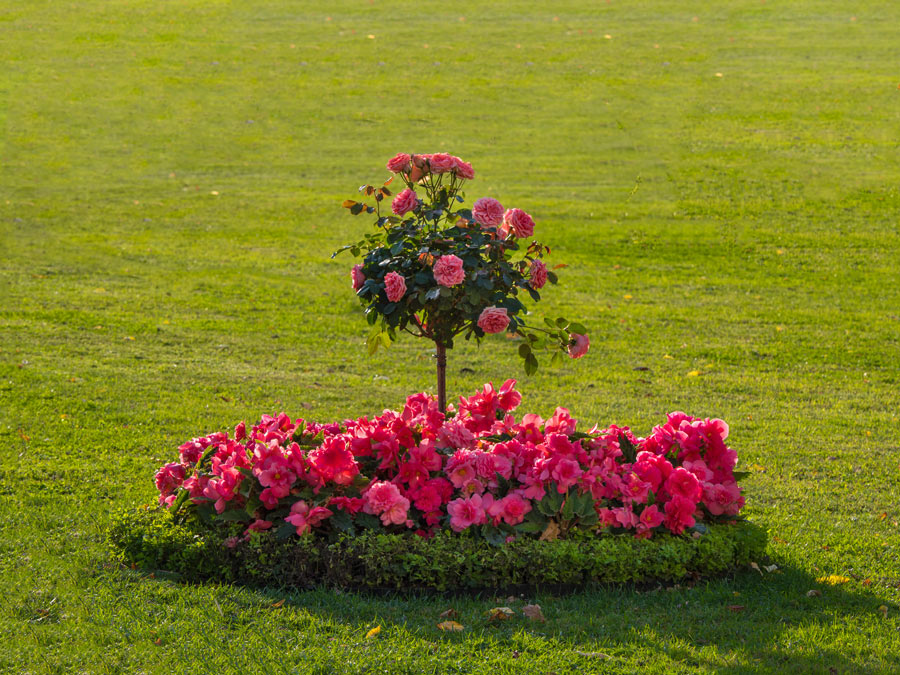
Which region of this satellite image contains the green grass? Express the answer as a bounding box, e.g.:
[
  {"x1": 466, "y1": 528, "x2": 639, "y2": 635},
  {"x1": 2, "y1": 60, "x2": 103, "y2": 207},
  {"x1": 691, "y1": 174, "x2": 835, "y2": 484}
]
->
[{"x1": 2, "y1": 0, "x2": 899, "y2": 672}]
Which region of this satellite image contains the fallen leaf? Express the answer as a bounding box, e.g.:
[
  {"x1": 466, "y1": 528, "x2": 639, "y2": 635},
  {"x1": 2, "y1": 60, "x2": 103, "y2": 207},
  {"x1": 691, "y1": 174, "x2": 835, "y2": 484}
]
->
[
  {"x1": 727, "y1": 605, "x2": 745, "y2": 612},
  {"x1": 750, "y1": 562, "x2": 763, "y2": 575},
  {"x1": 439, "y1": 608, "x2": 458, "y2": 619},
  {"x1": 487, "y1": 607, "x2": 515, "y2": 621},
  {"x1": 764, "y1": 564, "x2": 779, "y2": 573},
  {"x1": 817, "y1": 574, "x2": 851, "y2": 585},
  {"x1": 153, "y1": 638, "x2": 163, "y2": 646},
  {"x1": 687, "y1": 370, "x2": 701, "y2": 377},
  {"x1": 365, "y1": 625, "x2": 381, "y2": 639},
  {"x1": 522, "y1": 604, "x2": 546, "y2": 622},
  {"x1": 863, "y1": 579, "x2": 872, "y2": 587},
  {"x1": 437, "y1": 620, "x2": 463, "y2": 632},
  {"x1": 879, "y1": 605, "x2": 888, "y2": 618},
  {"x1": 539, "y1": 520, "x2": 560, "y2": 542},
  {"x1": 623, "y1": 294, "x2": 633, "y2": 299},
  {"x1": 271, "y1": 599, "x2": 285, "y2": 608},
  {"x1": 806, "y1": 590, "x2": 822, "y2": 597}
]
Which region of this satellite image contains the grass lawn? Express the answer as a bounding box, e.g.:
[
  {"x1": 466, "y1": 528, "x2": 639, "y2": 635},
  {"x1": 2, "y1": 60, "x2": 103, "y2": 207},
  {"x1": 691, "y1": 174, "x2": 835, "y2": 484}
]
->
[{"x1": 2, "y1": 0, "x2": 899, "y2": 672}]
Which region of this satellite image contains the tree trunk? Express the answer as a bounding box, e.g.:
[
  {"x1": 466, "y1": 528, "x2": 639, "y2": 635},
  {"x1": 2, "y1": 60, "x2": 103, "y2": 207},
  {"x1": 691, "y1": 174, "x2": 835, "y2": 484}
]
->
[{"x1": 435, "y1": 341, "x2": 447, "y2": 413}]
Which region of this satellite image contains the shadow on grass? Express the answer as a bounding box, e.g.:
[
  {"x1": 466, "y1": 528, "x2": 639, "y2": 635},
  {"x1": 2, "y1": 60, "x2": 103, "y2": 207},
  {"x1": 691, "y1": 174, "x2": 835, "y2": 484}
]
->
[{"x1": 122, "y1": 559, "x2": 895, "y2": 673}]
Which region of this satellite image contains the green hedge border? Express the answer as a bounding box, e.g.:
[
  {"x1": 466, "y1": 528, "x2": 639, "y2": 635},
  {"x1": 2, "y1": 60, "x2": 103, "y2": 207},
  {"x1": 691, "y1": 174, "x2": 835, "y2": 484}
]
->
[{"x1": 108, "y1": 507, "x2": 767, "y2": 593}]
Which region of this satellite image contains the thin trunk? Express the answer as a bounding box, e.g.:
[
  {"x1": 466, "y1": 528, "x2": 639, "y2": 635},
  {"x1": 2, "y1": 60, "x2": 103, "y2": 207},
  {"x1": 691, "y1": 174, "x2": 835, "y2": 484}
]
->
[{"x1": 435, "y1": 341, "x2": 447, "y2": 413}]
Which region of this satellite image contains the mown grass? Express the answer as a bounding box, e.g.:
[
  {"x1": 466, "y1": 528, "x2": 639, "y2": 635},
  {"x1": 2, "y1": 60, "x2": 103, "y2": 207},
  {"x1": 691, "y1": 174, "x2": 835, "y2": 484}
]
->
[{"x1": 2, "y1": 0, "x2": 899, "y2": 672}]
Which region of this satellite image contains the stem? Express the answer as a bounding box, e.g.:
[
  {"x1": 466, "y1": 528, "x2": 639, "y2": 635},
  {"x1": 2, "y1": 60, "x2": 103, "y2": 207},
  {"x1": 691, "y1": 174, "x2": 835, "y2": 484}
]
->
[{"x1": 435, "y1": 341, "x2": 447, "y2": 414}]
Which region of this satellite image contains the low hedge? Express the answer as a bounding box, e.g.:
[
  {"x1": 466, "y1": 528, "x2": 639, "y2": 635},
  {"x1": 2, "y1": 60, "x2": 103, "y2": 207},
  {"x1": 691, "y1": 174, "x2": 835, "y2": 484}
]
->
[{"x1": 108, "y1": 507, "x2": 767, "y2": 592}]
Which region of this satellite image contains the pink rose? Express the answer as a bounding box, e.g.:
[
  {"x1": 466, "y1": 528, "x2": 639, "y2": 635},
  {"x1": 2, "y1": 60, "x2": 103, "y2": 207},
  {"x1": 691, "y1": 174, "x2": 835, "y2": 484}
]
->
[
  {"x1": 472, "y1": 197, "x2": 504, "y2": 227},
  {"x1": 351, "y1": 264, "x2": 365, "y2": 291},
  {"x1": 386, "y1": 152, "x2": 411, "y2": 173},
  {"x1": 452, "y1": 156, "x2": 475, "y2": 179},
  {"x1": 501, "y1": 208, "x2": 535, "y2": 238},
  {"x1": 665, "y1": 467, "x2": 703, "y2": 502},
  {"x1": 567, "y1": 333, "x2": 589, "y2": 359},
  {"x1": 428, "y1": 153, "x2": 455, "y2": 173},
  {"x1": 432, "y1": 254, "x2": 466, "y2": 287},
  {"x1": 477, "y1": 306, "x2": 509, "y2": 334},
  {"x1": 384, "y1": 272, "x2": 407, "y2": 302},
  {"x1": 391, "y1": 188, "x2": 418, "y2": 216},
  {"x1": 530, "y1": 259, "x2": 548, "y2": 289}
]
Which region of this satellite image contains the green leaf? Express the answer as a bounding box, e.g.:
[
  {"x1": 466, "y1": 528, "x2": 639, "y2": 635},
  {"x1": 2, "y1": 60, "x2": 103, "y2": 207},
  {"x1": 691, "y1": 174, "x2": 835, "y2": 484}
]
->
[
  {"x1": 732, "y1": 471, "x2": 750, "y2": 482},
  {"x1": 329, "y1": 509, "x2": 355, "y2": 534},
  {"x1": 276, "y1": 522, "x2": 297, "y2": 539},
  {"x1": 524, "y1": 352, "x2": 538, "y2": 376},
  {"x1": 618, "y1": 433, "x2": 638, "y2": 464},
  {"x1": 218, "y1": 509, "x2": 251, "y2": 522},
  {"x1": 350, "y1": 202, "x2": 364, "y2": 215},
  {"x1": 556, "y1": 317, "x2": 569, "y2": 329},
  {"x1": 518, "y1": 343, "x2": 532, "y2": 358},
  {"x1": 567, "y1": 322, "x2": 587, "y2": 335}
]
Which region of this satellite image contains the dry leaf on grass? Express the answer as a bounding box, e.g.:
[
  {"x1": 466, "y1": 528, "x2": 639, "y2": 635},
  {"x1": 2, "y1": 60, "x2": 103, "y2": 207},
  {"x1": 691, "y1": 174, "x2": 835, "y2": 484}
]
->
[
  {"x1": 727, "y1": 605, "x2": 746, "y2": 612},
  {"x1": 487, "y1": 607, "x2": 515, "y2": 621},
  {"x1": 271, "y1": 599, "x2": 285, "y2": 608},
  {"x1": 806, "y1": 590, "x2": 821, "y2": 597},
  {"x1": 817, "y1": 575, "x2": 851, "y2": 585},
  {"x1": 365, "y1": 625, "x2": 381, "y2": 639},
  {"x1": 437, "y1": 621, "x2": 464, "y2": 632},
  {"x1": 576, "y1": 651, "x2": 611, "y2": 660},
  {"x1": 522, "y1": 604, "x2": 546, "y2": 622},
  {"x1": 439, "y1": 608, "x2": 458, "y2": 619}
]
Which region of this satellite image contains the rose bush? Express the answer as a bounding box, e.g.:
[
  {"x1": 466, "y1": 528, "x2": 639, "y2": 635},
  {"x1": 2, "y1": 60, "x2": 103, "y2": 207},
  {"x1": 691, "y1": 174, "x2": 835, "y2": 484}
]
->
[
  {"x1": 335, "y1": 153, "x2": 589, "y2": 410},
  {"x1": 157, "y1": 381, "x2": 746, "y2": 546}
]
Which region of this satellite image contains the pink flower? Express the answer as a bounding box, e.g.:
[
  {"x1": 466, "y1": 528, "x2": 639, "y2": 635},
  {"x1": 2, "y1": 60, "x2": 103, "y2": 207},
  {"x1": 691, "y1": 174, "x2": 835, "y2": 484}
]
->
[
  {"x1": 530, "y1": 259, "x2": 548, "y2": 289},
  {"x1": 472, "y1": 197, "x2": 504, "y2": 227},
  {"x1": 234, "y1": 421, "x2": 246, "y2": 442},
  {"x1": 428, "y1": 153, "x2": 455, "y2": 173},
  {"x1": 245, "y1": 518, "x2": 272, "y2": 534},
  {"x1": 391, "y1": 188, "x2": 418, "y2": 216},
  {"x1": 567, "y1": 333, "x2": 589, "y2": 359},
  {"x1": 285, "y1": 500, "x2": 333, "y2": 535},
  {"x1": 452, "y1": 156, "x2": 474, "y2": 179},
  {"x1": 307, "y1": 436, "x2": 359, "y2": 486},
  {"x1": 155, "y1": 463, "x2": 185, "y2": 505},
  {"x1": 501, "y1": 208, "x2": 535, "y2": 238},
  {"x1": 665, "y1": 467, "x2": 702, "y2": 502},
  {"x1": 365, "y1": 480, "x2": 410, "y2": 526},
  {"x1": 432, "y1": 254, "x2": 466, "y2": 287},
  {"x1": 497, "y1": 379, "x2": 522, "y2": 411},
  {"x1": 351, "y1": 264, "x2": 366, "y2": 291},
  {"x1": 384, "y1": 272, "x2": 407, "y2": 302},
  {"x1": 489, "y1": 493, "x2": 532, "y2": 526},
  {"x1": 550, "y1": 458, "x2": 583, "y2": 492},
  {"x1": 663, "y1": 495, "x2": 697, "y2": 534},
  {"x1": 447, "y1": 493, "x2": 487, "y2": 532},
  {"x1": 477, "y1": 306, "x2": 510, "y2": 334},
  {"x1": 386, "y1": 152, "x2": 411, "y2": 173}
]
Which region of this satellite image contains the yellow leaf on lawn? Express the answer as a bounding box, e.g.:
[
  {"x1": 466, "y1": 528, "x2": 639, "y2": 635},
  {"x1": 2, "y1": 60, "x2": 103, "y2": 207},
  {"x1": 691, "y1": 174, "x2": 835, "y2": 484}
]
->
[
  {"x1": 271, "y1": 599, "x2": 285, "y2": 608},
  {"x1": 817, "y1": 574, "x2": 851, "y2": 585},
  {"x1": 879, "y1": 605, "x2": 888, "y2": 618},
  {"x1": 487, "y1": 607, "x2": 514, "y2": 621},
  {"x1": 439, "y1": 608, "x2": 458, "y2": 619},
  {"x1": 365, "y1": 625, "x2": 381, "y2": 639},
  {"x1": 437, "y1": 621, "x2": 463, "y2": 632},
  {"x1": 522, "y1": 604, "x2": 546, "y2": 622},
  {"x1": 687, "y1": 370, "x2": 701, "y2": 377}
]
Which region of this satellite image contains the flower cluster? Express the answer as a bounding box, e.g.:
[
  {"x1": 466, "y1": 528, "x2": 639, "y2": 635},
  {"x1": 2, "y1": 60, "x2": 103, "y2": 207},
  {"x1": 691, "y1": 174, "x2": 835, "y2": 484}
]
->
[
  {"x1": 157, "y1": 382, "x2": 745, "y2": 543},
  {"x1": 336, "y1": 153, "x2": 589, "y2": 380}
]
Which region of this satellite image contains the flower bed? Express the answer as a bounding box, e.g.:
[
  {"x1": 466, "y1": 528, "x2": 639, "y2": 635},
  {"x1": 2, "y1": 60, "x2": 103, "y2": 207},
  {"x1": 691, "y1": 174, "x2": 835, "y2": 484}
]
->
[{"x1": 111, "y1": 381, "x2": 764, "y2": 589}]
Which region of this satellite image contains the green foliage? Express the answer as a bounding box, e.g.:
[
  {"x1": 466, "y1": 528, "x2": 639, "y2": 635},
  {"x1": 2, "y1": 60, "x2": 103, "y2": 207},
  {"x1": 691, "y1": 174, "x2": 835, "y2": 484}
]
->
[{"x1": 109, "y1": 507, "x2": 766, "y2": 592}]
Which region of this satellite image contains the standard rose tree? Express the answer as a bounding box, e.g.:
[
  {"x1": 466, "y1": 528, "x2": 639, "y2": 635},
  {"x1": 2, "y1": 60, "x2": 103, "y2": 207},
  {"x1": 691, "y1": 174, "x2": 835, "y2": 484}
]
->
[{"x1": 335, "y1": 153, "x2": 589, "y2": 411}]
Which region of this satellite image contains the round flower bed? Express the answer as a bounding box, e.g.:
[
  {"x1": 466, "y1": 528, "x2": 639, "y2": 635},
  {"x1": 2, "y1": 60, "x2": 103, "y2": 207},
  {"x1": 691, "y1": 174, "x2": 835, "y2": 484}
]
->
[{"x1": 110, "y1": 381, "x2": 765, "y2": 590}]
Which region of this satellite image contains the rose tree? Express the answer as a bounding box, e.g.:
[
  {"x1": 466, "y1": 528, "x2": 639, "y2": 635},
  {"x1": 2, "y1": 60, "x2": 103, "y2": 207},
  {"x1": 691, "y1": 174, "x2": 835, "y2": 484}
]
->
[{"x1": 335, "y1": 152, "x2": 590, "y2": 411}]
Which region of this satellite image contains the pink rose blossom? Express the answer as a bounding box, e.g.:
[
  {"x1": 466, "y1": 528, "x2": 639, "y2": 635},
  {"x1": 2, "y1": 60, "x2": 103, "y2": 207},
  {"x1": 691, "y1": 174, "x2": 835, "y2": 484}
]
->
[
  {"x1": 391, "y1": 188, "x2": 418, "y2": 216},
  {"x1": 386, "y1": 152, "x2": 411, "y2": 173},
  {"x1": 663, "y1": 495, "x2": 697, "y2": 534},
  {"x1": 351, "y1": 264, "x2": 366, "y2": 291},
  {"x1": 472, "y1": 197, "x2": 504, "y2": 227},
  {"x1": 665, "y1": 467, "x2": 703, "y2": 502},
  {"x1": 567, "y1": 333, "x2": 589, "y2": 359},
  {"x1": 501, "y1": 208, "x2": 535, "y2": 238},
  {"x1": 285, "y1": 500, "x2": 333, "y2": 535},
  {"x1": 452, "y1": 156, "x2": 475, "y2": 179},
  {"x1": 447, "y1": 493, "x2": 487, "y2": 532},
  {"x1": 530, "y1": 259, "x2": 548, "y2": 289},
  {"x1": 432, "y1": 254, "x2": 466, "y2": 287},
  {"x1": 477, "y1": 306, "x2": 510, "y2": 334},
  {"x1": 428, "y1": 153, "x2": 455, "y2": 173},
  {"x1": 384, "y1": 272, "x2": 407, "y2": 302}
]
